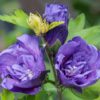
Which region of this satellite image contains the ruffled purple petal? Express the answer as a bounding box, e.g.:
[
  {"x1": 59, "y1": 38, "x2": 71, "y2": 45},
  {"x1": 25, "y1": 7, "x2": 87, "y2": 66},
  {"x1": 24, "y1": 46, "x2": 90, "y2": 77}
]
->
[
  {"x1": 57, "y1": 69, "x2": 76, "y2": 87},
  {"x1": 72, "y1": 36, "x2": 90, "y2": 51},
  {"x1": 43, "y1": 4, "x2": 69, "y2": 24},
  {"x1": 57, "y1": 40, "x2": 79, "y2": 57},
  {"x1": 0, "y1": 53, "x2": 17, "y2": 76},
  {"x1": 88, "y1": 45, "x2": 98, "y2": 66},
  {"x1": 12, "y1": 86, "x2": 41, "y2": 95},
  {"x1": 1, "y1": 78, "x2": 19, "y2": 90},
  {"x1": 1, "y1": 78, "x2": 41, "y2": 95},
  {"x1": 17, "y1": 34, "x2": 40, "y2": 55},
  {"x1": 94, "y1": 51, "x2": 100, "y2": 68},
  {"x1": 18, "y1": 54, "x2": 45, "y2": 79},
  {"x1": 96, "y1": 70, "x2": 100, "y2": 79},
  {"x1": 0, "y1": 53, "x2": 17, "y2": 66},
  {"x1": 74, "y1": 71, "x2": 97, "y2": 87}
]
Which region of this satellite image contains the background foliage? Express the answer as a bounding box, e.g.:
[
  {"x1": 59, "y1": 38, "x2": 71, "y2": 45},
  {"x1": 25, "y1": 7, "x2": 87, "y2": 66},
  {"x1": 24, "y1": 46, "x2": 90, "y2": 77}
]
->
[{"x1": 0, "y1": 0, "x2": 100, "y2": 100}]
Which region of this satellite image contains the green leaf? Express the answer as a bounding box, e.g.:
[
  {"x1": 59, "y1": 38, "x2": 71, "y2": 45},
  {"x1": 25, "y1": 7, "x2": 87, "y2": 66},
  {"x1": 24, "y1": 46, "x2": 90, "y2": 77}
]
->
[
  {"x1": 18, "y1": 89, "x2": 53, "y2": 100},
  {"x1": 1, "y1": 89, "x2": 14, "y2": 100},
  {"x1": 68, "y1": 13, "x2": 85, "y2": 34},
  {"x1": 19, "y1": 90, "x2": 50, "y2": 100},
  {"x1": 43, "y1": 83, "x2": 56, "y2": 93},
  {"x1": 71, "y1": 80, "x2": 100, "y2": 100},
  {"x1": 63, "y1": 88, "x2": 82, "y2": 100},
  {"x1": 18, "y1": 94, "x2": 35, "y2": 100},
  {"x1": 45, "y1": 62, "x2": 54, "y2": 81},
  {"x1": 68, "y1": 13, "x2": 100, "y2": 48},
  {"x1": 0, "y1": 10, "x2": 29, "y2": 28},
  {"x1": 95, "y1": 96, "x2": 100, "y2": 100},
  {"x1": 35, "y1": 90, "x2": 50, "y2": 100},
  {"x1": 68, "y1": 25, "x2": 100, "y2": 48},
  {"x1": 15, "y1": 93, "x2": 26, "y2": 100},
  {"x1": 49, "y1": 21, "x2": 64, "y2": 30},
  {"x1": 3, "y1": 26, "x2": 28, "y2": 46},
  {"x1": 43, "y1": 83, "x2": 57, "y2": 100}
]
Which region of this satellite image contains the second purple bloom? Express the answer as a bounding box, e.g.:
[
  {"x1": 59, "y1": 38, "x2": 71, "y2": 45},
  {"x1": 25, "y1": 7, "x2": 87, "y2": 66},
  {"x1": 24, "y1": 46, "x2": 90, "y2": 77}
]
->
[
  {"x1": 55, "y1": 36, "x2": 100, "y2": 90},
  {"x1": 43, "y1": 4, "x2": 69, "y2": 46}
]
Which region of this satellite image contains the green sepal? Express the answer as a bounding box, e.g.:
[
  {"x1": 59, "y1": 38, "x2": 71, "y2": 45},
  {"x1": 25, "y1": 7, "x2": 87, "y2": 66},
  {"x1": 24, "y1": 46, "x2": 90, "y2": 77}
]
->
[
  {"x1": 49, "y1": 21, "x2": 64, "y2": 31},
  {"x1": 50, "y1": 39, "x2": 61, "y2": 54}
]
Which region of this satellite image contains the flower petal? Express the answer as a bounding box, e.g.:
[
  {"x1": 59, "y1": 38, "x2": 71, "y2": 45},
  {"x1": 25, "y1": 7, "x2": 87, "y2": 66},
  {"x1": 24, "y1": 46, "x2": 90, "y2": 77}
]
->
[
  {"x1": 17, "y1": 34, "x2": 40, "y2": 55},
  {"x1": 43, "y1": 4, "x2": 69, "y2": 24},
  {"x1": 0, "y1": 53, "x2": 17, "y2": 66},
  {"x1": 57, "y1": 40, "x2": 79, "y2": 58}
]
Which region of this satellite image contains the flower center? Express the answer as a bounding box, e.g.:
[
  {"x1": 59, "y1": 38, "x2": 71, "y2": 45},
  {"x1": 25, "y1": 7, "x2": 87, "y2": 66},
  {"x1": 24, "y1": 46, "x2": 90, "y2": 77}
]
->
[
  {"x1": 65, "y1": 65, "x2": 77, "y2": 75},
  {"x1": 19, "y1": 69, "x2": 34, "y2": 81},
  {"x1": 62, "y1": 51, "x2": 90, "y2": 76},
  {"x1": 7, "y1": 64, "x2": 34, "y2": 81},
  {"x1": 62, "y1": 60, "x2": 87, "y2": 77}
]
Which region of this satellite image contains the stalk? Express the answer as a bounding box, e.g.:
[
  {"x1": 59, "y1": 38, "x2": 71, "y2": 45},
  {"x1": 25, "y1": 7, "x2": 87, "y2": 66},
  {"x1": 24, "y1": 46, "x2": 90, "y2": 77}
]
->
[{"x1": 42, "y1": 37, "x2": 62, "y2": 100}]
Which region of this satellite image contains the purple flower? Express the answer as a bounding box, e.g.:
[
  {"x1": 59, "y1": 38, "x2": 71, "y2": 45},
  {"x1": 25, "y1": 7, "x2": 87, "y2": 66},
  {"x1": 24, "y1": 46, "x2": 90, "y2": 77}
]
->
[
  {"x1": 55, "y1": 36, "x2": 100, "y2": 90},
  {"x1": 0, "y1": 34, "x2": 46, "y2": 95},
  {"x1": 43, "y1": 4, "x2": 69, "y2": 46}
]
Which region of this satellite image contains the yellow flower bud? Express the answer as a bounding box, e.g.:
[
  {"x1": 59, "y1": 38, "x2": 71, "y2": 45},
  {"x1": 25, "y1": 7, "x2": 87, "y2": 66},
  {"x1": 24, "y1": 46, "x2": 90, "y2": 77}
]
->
[
  {"x1": 28, "y1": 13, "x2": 49, "y2": 36},
  {"x1": 28, "y1": 13, "x2": 64, "y2": 36},
  {"x1": 41, "y1": 19, "x2": 49, "y2": 34}
]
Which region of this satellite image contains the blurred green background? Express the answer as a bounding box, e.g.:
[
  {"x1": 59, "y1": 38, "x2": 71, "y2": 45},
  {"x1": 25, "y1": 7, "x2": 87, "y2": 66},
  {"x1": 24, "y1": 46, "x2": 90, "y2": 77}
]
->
[{"x1": 0, "y1": 0, "x2": 100, "y2": 50}]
